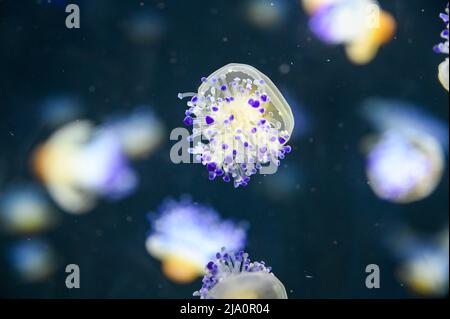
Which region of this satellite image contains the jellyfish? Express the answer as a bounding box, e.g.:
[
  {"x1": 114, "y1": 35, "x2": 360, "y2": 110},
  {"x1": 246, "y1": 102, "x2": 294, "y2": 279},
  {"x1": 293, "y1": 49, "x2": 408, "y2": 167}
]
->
[
  {"x1": 390, "y1": 228, "x2": 449, "y2": 297},
  {"x1": 434, "y1": 3, "x2": 449, "y2": 92},
  {"x1": 361, "y1": 98, "x2": 447, "y2": 204},
  {"x1": 178, "y1": 63, "x2": 294, "y2": 188},
  {"x1": 193, "y1": 248, "x2": 287, "y2": 299},
  {"x1": 305, "y1": 0, "x2": 396, "y2": 64},
  {"x1": 145, "y1": 198, "x2": 247, "y2": 284},
  {"x1": 33, "y1": 120, "x2": 137, "y2": 214},
  {"x1": 0, "y1": 184, "x2": 58, "y2": 235},
  {"x1": 103, "y1": 107, "x2": 165, "y2": 160},
  {"x1": 365, "y1": 131, "x2": 444, "y2": 204},
  {"x1": 7, "y1": 239, "x2": 57, "y2": 283}
]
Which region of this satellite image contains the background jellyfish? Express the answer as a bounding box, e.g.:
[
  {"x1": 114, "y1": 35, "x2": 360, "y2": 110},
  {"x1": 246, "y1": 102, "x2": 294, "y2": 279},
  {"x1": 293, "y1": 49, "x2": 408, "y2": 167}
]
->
[
  {"x1": 365, "y1": 131, "x2": 445, "y2": 204},
  {"x1": 178, "y1": 63, "x2": 295, "y2": 188},
  {"x1": 361, "y1": 98, "x2": 447, "y2": 204},
  {"x1": 102, "y1": 107, "x2": 165, "y2": 160},
  {"x1": 145, "y1": 198, "x2": 247, "y2": 284},
  {"x1": 0, "y1": 183, "x2": 59, "y2": 235},
  {"x1": 389, "y1": 228, "x2": 449, "y2": 297},
  {"x1": 32, "y1": 120, "x2": 138, "y2": 214},
  {"x1": 434, "y1": 3, "x2": 449, "y2": 91},
  {"x1": 244, "y1": 0, "x2": 288, "y2": 30},
  {"x1": 193, "y1": 248, "x2": 287, "y2": 299},
  {"x1": 6, "y1": 239, "x2": 58, "y2": 283},
  {"x1": 305, "y1": 0, "x2": 396, "y2": 65}
]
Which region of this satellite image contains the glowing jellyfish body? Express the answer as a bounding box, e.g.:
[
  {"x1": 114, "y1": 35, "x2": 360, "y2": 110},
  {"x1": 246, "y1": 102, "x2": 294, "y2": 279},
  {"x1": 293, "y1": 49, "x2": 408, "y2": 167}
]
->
[
  {"x1": 7, "y1": 239, "x2": 57, "y2": 283},
  {"x1": 245, "y1": 0, "x2": 287, "y2": 30},
  {"x1": 33, "y1": 120, "x2": 137, "y2": 214},
  {"x1": 0, "y1": 184, "x2": 58, "y2": 235},
  {"x1": 366, "y1": 131, "x2": 444, "y2": 204},
  {"x1": 393, "y1": 229, "x2": 449, "y2": 296},
  {"x1": 362, "y1": 99, "x2": 447, "y2": 203},
  {"x1": 179, "y1": 63, "x2": 294, "y2": 188},
  {"x1": 193, "y1": 249, "x2": 287, "y2": 299},
  {"x1": 307, "y1": 0, "x2": 396, "y2": 64},
  {"x1": 104, "y1": 107, "x2": 165, "y2": 159},
  {"x1": 433, "y1": 3, "x2": 449, "y2": 91},
  {"x1": 145, "y1": 198, "x2": 247, "y2": 283}
]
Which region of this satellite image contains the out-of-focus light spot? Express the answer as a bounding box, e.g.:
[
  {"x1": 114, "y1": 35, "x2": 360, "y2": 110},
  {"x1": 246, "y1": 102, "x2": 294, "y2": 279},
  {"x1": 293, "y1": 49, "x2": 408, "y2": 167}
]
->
[
  {"x1": 121, "y1": 10, "x2": 167, "y2": 45},
  {"x1": 0, "y1": 184, "x2": 59, "y2": 235},
  {"x1": 39, "y1": 95, "x2": 83, "y2": 128},
  {"x1": 146, "y1": 197, "x2": 247, "y2": 284},
  {"x1": 245, "y1": 0, "x2": 288, "y2": 30},
  {"x1": 7, "y1": 239, "x2": 58, "y2": 283}
]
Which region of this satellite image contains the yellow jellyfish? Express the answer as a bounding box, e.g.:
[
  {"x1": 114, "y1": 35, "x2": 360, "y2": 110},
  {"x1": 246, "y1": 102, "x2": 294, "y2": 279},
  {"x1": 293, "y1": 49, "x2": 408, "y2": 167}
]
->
[
  {"x1": 179, "y1": 63, "x2": 295, "y2": 187},
  {"x1": 194, "y1": 249, "x2": 288, "y2": 299}
]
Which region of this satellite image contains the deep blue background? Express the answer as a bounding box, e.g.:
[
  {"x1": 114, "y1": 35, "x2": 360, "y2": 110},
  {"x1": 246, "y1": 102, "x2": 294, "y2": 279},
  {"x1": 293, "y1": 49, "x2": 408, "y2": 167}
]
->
[{"x1": 0, "y1": 0, "x2": 448, "y2": 298}]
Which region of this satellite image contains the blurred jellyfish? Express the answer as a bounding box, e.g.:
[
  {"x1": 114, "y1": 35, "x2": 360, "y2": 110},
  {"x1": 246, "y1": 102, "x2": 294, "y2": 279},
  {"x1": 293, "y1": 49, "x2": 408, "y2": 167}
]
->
[
  {"x1": 39, "y1": 94, "x2": 83, "y2": 128},
  {"x1": 193, "y1": 248, "x2": 287, "y2": 299},
  {"x1": 0, "y1": 184, "x2": 58, "y2": 235},
  {"x1": 122, "y1": 10, "x2": 167, "y2": 45},
  {"x1": 7, "y1": 239, "x2": 57, "y2": 283},
  {"x1": 301, "y1": 0, "x2": 340, "y2": 15},
  {"x1": 305, "y1": 0, "x2": 396, "y2": 64},
  {"x1": 32, "y1": 120, "x2": 137, "y2": 214},
  {"x1": 361, "y1": 98, "x2": 447, "y2": 203},
  {"x1": 145, "y1": 198, "x2": 247, "y2": 284},
  {"x1": 392, "y1": 228, "x2": 449, "y2": 297},
  {"x1": 245, "y1": 0, "x2": 288, "y2": 30},
  {"x1": 178, "y1": 63, "x2": 295, "y2": 188},
  {"x1": 361, "y1": 98, "x2": 449, "y2": 151},
  {"x1": 365, "y1": 131, "x2": 444, "y2": 204},
  {"x1": 433, "y1": 3, "x2": 449, "y2": 91},
  {"x1": 102, "y1": 107, "x2": 165, "y2": 160}
]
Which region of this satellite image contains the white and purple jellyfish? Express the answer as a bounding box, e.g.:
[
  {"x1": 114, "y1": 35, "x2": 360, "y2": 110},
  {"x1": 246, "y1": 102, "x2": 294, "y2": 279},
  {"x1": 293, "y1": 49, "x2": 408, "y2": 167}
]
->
[
  {"x1": 33, "y1": 108, "x2": 164, "y2": 214},
  {"x1": 434, "y1": 3, "x2": 449, "y2": 91},
  {"x1": 304, "y1": 0, "x2": 396, "y2": 64},
  {"x1": 33, "y1": 121, "x2": 138, "y2": 214},
  {"x1": 366, "y1": 131, "x2": 444, "y2": 204},
  {"x1": 145, "y1": 198, "x2": 247, "y2": 284},
  {"x1": 193, "y1": 248, "x2": 287, "y2": 299},
  {"x1": 361, "y1": 99, "x2": 447, "y2": 204},
  {"x1": 178, "y1": 63, "x2": 295, "y2": 188}
]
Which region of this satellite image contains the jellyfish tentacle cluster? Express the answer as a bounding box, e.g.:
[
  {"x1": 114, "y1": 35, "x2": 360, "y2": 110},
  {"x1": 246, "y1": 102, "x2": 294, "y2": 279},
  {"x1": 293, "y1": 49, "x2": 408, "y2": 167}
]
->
[
  {"x1": 193, "y1": 248, "x2": 287, "y2": 299},
  {"x1": 434, "y1": 3, "x2": 449, "y2": 91},
  {"x1": 179, "y1": 63, "x2": 294, "y2": 188}
]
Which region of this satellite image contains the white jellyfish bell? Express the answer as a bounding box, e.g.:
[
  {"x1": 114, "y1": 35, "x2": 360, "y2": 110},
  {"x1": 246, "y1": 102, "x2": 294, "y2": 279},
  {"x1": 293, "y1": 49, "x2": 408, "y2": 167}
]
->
[
  {"x1": 194, "y1": 248, "x2": 288, "y2": 299},
  {"x1": 179, "y1": 63, "x2": 295, "y2": 188}
]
